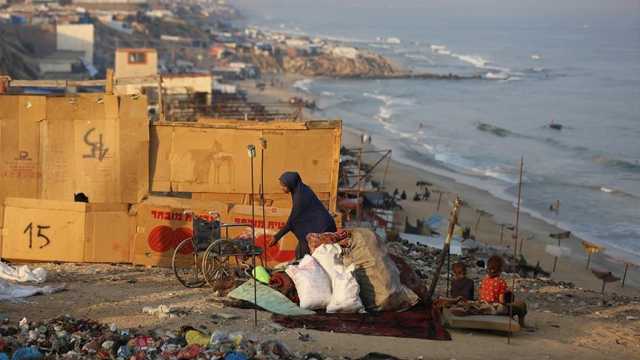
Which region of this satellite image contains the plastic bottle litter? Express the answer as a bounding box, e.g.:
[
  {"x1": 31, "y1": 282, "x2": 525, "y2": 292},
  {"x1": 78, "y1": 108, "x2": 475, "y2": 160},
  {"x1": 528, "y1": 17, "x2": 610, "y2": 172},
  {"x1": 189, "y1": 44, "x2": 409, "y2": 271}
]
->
[{"x1": 185, "y1": 330, "x2": 210, "y2": 347}]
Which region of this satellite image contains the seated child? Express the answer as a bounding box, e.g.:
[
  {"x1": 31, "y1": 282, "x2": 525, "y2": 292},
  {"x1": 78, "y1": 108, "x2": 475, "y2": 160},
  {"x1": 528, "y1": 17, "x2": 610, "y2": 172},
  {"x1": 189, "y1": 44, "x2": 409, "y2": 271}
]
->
[
  {"x1": 450, "y1": 262, "x2": 474, "y2": 301},
  {"x1": 449, "y1": 255, "x2": 527, "y2": 326}
]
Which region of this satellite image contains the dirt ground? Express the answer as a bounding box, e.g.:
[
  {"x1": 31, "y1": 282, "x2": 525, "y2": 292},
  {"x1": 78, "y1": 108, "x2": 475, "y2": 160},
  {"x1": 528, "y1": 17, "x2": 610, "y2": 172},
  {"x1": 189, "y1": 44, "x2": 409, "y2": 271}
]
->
[{"x1": 2, "y1": 262, "x2": 639, "y2": 360}]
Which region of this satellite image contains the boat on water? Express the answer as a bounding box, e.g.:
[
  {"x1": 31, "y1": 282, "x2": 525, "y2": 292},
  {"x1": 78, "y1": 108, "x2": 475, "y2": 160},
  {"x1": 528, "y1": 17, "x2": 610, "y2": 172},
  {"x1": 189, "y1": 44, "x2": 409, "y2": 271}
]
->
[{"x1": 549, "y1": 119, "x2": 563, "y2": 130}]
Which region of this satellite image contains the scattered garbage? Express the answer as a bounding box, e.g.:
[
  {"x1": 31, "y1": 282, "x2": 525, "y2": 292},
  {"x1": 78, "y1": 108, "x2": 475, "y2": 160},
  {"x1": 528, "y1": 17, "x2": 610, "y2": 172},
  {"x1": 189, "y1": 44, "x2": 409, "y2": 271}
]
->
[
  {"x1": 141, "y1": 305, "x2": 189, "y2": 319},
  {"x1": 0, "y1": 315, "x2": 312, "y2": 360},
  {"x1": 0, "y1": 262, "x2": 47, "y2": 283}
]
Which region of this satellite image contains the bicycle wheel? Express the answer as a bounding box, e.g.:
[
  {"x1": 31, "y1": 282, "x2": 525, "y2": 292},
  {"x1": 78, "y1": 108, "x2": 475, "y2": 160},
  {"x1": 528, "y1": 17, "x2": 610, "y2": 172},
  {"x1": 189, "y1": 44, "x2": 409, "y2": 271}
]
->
[
  {"x1": 172, "y1": 238, "x2": 205, "y2": 288},
  {"x1": 202, "y1": 240, "x2": 238, "y2": 292}
]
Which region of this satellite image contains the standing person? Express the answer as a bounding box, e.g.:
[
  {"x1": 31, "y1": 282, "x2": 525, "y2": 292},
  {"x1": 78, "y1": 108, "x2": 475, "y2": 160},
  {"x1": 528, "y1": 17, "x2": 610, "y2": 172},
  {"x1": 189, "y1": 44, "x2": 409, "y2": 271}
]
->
[{"x1": 269, "y1": 171, "x2": 337, "y2": 259}]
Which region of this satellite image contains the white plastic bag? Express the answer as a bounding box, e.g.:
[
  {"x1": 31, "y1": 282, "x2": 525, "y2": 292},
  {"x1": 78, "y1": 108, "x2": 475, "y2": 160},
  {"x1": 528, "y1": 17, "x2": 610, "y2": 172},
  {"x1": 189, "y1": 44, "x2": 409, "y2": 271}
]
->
[
  {"x1": 326, "y1": 264, "x2": 364, "y2": 313},
  {"x1": 0, "y1": 262, "x2": 47, "y2": 283},
  {"x1": 285, "y1": 255, "x2": 332, "y2": 310}
]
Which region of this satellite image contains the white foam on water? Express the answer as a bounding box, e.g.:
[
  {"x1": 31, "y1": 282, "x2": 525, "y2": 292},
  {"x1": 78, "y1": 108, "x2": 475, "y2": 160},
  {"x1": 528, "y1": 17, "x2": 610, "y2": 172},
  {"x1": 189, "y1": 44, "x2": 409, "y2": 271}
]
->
[
  {"x1": 484, "y1": 71, "x2": 510, "y2": 80},
  {"x1": 293, "y1": 78, "x2": 313, "y2": 92}
]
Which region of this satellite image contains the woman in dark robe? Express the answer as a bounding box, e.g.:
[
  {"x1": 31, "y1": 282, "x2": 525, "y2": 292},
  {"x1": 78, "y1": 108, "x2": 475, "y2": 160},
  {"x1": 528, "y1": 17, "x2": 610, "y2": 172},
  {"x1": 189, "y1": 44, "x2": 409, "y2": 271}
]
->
[{"x1": 269, "y1": 171, "x2": 337, "y2": 259}]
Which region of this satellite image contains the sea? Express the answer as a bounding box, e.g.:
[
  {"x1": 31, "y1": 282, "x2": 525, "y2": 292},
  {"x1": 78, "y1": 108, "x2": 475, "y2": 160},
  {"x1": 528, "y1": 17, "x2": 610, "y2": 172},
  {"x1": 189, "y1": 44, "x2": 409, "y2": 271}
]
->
[{"x1": 234, "y1": 1, "x2": 640, "y2": 263}]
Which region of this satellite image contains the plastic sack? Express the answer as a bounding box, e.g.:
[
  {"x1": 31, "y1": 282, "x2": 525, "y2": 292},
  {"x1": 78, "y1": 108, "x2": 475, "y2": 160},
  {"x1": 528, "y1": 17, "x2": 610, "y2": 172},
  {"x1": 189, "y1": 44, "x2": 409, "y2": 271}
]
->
[
  {"x1": 285, "y1": 255, "x2": 332, "y2": 310},
  {"x1": 343, "y1": 228, "x2": 419, "y2": 312},
  {"x1": 326, "y1": 264, "x2": 364, "y2": 313},
  {"x1": 311, "y1": 244, "x2": 342, "y2": 287}
]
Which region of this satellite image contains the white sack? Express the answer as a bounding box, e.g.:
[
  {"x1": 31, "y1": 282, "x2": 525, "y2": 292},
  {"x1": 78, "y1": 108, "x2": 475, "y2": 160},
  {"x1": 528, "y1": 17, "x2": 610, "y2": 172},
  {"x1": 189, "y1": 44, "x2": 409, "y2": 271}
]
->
[
  {"x1": 312, "y1": 244, "x2": 342, "y2": 287},
  {"x1": 285, "y1": 255, "x2": 332, "y2": 310},
  {"x1": 0, "y1": 262, "x2": 47, "y2": 283},
  {"x1": 326, "y1": 264, "x2": 364, "y2": 313}
]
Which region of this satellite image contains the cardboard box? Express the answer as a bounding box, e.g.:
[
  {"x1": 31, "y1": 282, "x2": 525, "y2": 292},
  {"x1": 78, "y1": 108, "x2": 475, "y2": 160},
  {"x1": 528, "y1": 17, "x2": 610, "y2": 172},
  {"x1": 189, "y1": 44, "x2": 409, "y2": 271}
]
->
[
  {"x1": 150, "y1": 119, "x2": 341, "y2": 212},
  {"x1": 40, "y1": 94, "x2": 149, "y2": 203},
  {"x1": 0, "y1": 96, "x2": 46, "y2": 223},
  {"x1": 0, "y1": 94, "x2": 149, "y2": 210},
  {"x1": 226, "y1": 203, "x2": 297, "y2": 266},
  {"x1": 131, "y1": 196, "x2": 298, "y2": 267},
  {"x1": 131, "y1": 196, "x2": 230, "y2": 267},
  {"x1": 1, "y1": 198, "x2": 133, "y2": 263}
]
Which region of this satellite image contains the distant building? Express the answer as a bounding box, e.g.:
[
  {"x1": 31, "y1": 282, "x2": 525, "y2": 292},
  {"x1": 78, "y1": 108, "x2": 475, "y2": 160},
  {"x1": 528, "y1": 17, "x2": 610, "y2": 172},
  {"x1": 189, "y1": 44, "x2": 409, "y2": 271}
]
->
[
  {"x1": 56, "y1": 24, "x2": 94, "y2": 65},
  {"x1": 38, "y1": 50, "x2": 84, "y2": 74},
  {"x1": 114, "y1": 48, "x2": 158, "y2": 79},
  {"x1": 331, "y1": 46, "x2": 359, "y2": 60}
]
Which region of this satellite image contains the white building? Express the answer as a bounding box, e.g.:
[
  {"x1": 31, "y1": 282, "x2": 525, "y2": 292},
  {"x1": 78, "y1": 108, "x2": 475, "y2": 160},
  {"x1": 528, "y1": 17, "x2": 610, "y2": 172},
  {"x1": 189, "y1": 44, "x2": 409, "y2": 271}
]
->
[
  {"x1": 330, "y1": 46, "x2": 359, "y2": 60},
  {"x1": 56, "y1": 24, "x2": 94, "y2": 65}
]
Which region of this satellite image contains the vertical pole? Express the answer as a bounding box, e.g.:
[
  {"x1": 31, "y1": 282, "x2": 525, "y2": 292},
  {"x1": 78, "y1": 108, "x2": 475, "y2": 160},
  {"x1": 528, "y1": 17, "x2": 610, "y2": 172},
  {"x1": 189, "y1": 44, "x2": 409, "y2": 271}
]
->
[
  {"x1": 248, "y1": 145, "x2": 257, "y2": 327},
  {"x1": 158, "y1": 75, "x2": 165, "y2": 122},
  {"x1": 446, "y1": 252, "x2": 451, "y2": 297},
  {"x1": 514, "y1": 157, "x2": 524, "y2": 258},
  {"x1": 622, "y1": 263, "x2": 629, "y2": 288},
  {"x1": 260, "y1": 140, "x2": 267, "y2": 267},
  {"x1": 509, "y1": 157, "x2": 523, "y2": 345},
  {"x1": 600, "y1": 279, "x2": 606, "y2": 295},
  {"x1": 586, "y1": 252, "x2": 592, "y2": 270},
  {"x1": 499, "y1": 224, "x2": 505, "y2": 245},
  {"x1": 436, "y1": 192, "x2": 443, "y2": 212},
  {"x1": 105, "y1": 68, "x2": 114, "y2": 94},
  {"x1": 356, "y1": 147, "x2": 363, "y2": 225}
]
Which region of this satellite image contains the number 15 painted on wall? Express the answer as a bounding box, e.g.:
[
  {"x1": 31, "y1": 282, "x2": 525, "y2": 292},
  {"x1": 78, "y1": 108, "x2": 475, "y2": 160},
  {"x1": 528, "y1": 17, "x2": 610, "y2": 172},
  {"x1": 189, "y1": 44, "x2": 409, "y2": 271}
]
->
[{"x1": 23, "y1": 223, "x2": 51, "y2": 249}]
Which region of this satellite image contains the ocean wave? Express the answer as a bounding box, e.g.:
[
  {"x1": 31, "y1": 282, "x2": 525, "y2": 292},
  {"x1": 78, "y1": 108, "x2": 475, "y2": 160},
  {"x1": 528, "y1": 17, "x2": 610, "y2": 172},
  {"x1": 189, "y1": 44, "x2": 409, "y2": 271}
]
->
[
  {"x1": 321, "y1": 91, "x2": 335, "y2": 97},
  {"x1": 476, "y1": 122, "x2": 514, "y2": 137},
  {"x1": 453, "y1": 53, "x2": 489, "y2": 68},
  {"x1": 293, "y1": 78, "x2": 313, "y2": 92},
  {"x1": 484, "y1": 71, "x2": 510, "y2": 80},
  {"x1": 592, "y1": 155, "x2": 640, "y2": 173}
]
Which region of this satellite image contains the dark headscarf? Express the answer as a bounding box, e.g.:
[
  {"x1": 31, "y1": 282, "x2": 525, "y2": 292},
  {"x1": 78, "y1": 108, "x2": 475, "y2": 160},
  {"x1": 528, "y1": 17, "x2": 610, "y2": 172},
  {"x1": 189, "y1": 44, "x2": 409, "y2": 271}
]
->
[{"x1": 274, "y1": 171, "x2": 337, "y2": 259}]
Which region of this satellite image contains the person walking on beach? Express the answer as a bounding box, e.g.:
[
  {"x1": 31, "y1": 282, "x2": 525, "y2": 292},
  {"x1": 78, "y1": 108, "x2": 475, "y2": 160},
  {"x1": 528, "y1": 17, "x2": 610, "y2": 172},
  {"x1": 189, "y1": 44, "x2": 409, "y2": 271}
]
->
[{"x1": 269, "y1": 171, "x2": 337, "y2": 259}]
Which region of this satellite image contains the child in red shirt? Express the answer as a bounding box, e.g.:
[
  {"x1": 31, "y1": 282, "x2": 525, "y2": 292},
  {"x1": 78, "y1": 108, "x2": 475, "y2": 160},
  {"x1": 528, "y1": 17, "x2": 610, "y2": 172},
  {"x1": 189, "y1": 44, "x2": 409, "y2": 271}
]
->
[{"x1": 479, "y1": 255, "x2": 527, "y2": 326}]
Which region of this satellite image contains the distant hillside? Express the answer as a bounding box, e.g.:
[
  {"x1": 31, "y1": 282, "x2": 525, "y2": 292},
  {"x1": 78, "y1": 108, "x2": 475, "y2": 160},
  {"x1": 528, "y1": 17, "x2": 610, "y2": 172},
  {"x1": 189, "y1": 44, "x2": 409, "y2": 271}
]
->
[{"x1": 0, "y1": 28, "x2": 40, "y2": 80}]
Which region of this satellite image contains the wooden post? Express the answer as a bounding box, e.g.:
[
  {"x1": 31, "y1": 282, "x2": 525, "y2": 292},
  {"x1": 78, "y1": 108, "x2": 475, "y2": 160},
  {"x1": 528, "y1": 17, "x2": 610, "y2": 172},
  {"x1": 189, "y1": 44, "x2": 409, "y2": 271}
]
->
[
  {"x1": 158, "y1": 75, "x2": 165, "y2": 121},
  {"x1": 105, "y1": 68, "x2": 114, "y2": 94},
  {"x1": 622, "y1": 263, "x2": 629, "y2": 288},
  {"x1": 436, "y1": 192, "x2": 443, "y2": 212},
  {"x1": 0, "y1": 75, "x2": 9, "y2": 94}
]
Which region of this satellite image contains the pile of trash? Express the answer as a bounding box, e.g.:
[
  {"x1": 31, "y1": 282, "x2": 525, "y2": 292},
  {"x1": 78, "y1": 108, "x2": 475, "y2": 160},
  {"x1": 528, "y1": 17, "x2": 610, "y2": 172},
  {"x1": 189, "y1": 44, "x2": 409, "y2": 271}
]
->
[{"x1": 0, "y1": 315, "x2": 311, "y2": 360}]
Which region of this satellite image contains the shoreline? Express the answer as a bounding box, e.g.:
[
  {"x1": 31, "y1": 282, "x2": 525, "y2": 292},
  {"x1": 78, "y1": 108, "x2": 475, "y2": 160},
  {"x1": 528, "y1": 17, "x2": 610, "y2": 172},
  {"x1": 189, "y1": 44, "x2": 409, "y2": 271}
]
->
[{"x1": 241, "y1": 76, "x2": 639, "y2": 294}]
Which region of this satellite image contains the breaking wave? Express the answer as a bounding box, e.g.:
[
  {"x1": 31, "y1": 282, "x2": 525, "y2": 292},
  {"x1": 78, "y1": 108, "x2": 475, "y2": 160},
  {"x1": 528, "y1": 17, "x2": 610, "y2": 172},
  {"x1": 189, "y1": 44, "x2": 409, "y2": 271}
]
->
[
  {"x1": 592, "y1": 155, "x2": 640, "y2": 173},
  {"x1": 293, "y1": 78, "x2": 313, "y2": 93},
  {"x1": 484, "y1": 71, "x2": 510, "y2": 80}
]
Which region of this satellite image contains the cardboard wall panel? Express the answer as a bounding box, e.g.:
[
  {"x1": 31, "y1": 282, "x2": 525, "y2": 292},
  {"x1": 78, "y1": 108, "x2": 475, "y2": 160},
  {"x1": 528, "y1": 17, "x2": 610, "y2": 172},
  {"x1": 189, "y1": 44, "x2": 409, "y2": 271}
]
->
[
  {"x1": 1, "y1": 198, "x2": 133, "y2": 263},
  {"x1": 0, "y1": 96, "x2": 45, "y2": 222},
  {"x1": 150, "y1": 120, "x2": 341, "y2": 211},
  {"x1": 38, "y1": 94, "x2": 148, "y2": 203},
  {"x1": 131, "y1": 196, "x2": 230, "y2": 267}
]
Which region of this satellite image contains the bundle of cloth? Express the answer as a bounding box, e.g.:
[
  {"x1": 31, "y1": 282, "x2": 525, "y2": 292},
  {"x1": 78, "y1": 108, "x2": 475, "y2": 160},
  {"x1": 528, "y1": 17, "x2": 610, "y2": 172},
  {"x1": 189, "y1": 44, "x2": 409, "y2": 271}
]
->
[{"x1": 283, "y1": 228, "x2": 420, "y2": 313}]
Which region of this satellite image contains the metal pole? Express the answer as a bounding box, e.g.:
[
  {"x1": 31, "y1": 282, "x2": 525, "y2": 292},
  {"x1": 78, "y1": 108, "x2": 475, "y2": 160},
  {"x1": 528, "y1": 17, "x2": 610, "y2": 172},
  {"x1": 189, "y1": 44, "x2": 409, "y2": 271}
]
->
[
  {"x1": 622, "y1": 263, "x2": 629, "y2": 288},
  {"x1": 260, "y1": 138, "x2": 267, "y2": 267},
  {"x1": 248, "y1": 145, "x2": 258, "y2": 327},
  {"x1": 586, "y1": 252, "x2": 592, "y2": 270}
]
